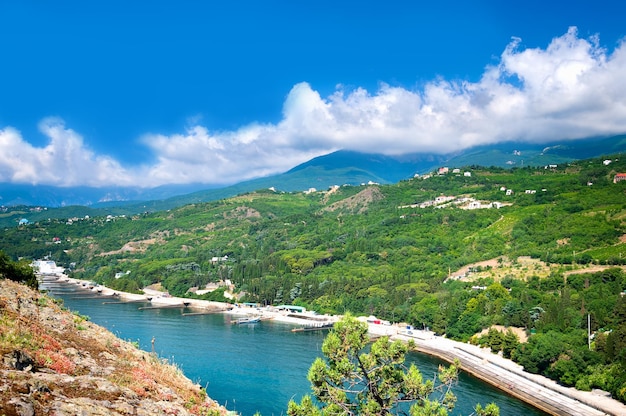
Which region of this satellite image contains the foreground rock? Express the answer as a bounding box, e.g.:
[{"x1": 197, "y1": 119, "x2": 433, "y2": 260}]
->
[{"x1": 0, "y1": 279, "x2": 232, "y2": 416}]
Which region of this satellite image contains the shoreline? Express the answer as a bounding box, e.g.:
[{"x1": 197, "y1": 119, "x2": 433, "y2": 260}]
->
[{"x1": 43, "y1": 275, "x2": 626, "y2": 416}]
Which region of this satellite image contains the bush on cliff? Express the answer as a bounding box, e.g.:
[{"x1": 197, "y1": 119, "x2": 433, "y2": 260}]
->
[{"x1": 0, "y1": 250, "x2": 37, "y2": 289}]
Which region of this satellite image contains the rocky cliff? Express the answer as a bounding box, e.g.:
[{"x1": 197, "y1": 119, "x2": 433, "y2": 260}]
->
[{"x1": 0, "y1": 279, "x2": 231, "y2": 416}]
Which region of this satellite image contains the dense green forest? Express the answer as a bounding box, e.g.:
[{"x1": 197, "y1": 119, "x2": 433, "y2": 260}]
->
[{"x1": 2, "y1": 155, "x2": 626, "y2": 401}]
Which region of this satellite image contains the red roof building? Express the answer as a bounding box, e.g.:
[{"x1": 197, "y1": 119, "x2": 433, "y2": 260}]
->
[{"x1": 614, "y1": 173, "x2": 626, "y2": 183}]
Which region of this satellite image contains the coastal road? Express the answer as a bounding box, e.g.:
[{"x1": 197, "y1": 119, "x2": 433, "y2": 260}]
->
[{"x1": 367, "y1": 324, "x2": 626, "y2": 416}]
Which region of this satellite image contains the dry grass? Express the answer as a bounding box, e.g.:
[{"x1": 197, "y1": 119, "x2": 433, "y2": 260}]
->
[
  {"x1": 0, "y1": 279, "x2": 230, "y2": 415},
  {"x1": 322, "y1": 186, "x2": 384, "y2": 213},
  {"x1": 450, "y1": 256, "x2": 561, "y2": 282},
  {"x1": 451, "y1": 255, "x2": 626, "y2": 282}
]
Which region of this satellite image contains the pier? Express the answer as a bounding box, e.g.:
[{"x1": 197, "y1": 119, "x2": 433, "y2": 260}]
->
[
  {"x1": 182, "y1": 311, "x2": 218, "y2": 316},
  {"x1": 138, "y1": 305, "x2": 189, "y2": 310}
]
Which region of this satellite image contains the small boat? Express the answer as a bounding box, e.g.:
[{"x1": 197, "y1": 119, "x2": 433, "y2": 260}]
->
[
  {"x1": 233, "y1": 316, "x2": 261, "y2": 324},
  {"x1": 291, "y1": 322, "x2": 334, "y2": 332}
]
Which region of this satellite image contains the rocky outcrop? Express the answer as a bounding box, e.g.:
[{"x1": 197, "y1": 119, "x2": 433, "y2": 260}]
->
[{"x1": 0, "y1": 279, "x2": 232, "y2": 416}]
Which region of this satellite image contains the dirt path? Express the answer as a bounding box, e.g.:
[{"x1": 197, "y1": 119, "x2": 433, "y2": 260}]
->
[
  {"x1": 563, "y1": 265, "x2": 626, "y2": 276},
  {"x1": 449, "y1": 256, "x2": 625, "y2": 282}
]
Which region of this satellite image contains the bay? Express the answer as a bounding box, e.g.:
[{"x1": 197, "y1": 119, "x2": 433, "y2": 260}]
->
[{"x1": 44, "y1": 282, "x2": 546, "y2": 416}]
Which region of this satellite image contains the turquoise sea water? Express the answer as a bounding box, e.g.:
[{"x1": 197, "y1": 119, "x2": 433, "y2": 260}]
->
[{"x1": 44, "y1": 282, "x2": 546, "y2": 416}]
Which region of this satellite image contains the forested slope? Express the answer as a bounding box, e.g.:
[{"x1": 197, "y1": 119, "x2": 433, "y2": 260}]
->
[{"x1": 2, "y1": 155, "x2": 626, "y2": 401}]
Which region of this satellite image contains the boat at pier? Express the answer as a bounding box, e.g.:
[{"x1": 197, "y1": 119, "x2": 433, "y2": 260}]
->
[
  {"x1": 291, "y1": 322, "x2": 334, "y2": 332},
  {"x1": 232, "y1": 316, "x2": 261, "y2": 324}
]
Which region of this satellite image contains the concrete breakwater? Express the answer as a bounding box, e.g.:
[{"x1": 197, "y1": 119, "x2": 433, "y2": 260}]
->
[
  {"x1": 45, "y1": 276, "x2": 339, "y2": 327},
  {"x1": 56, "y1": 276, "x2": 231, "y2": 312}
]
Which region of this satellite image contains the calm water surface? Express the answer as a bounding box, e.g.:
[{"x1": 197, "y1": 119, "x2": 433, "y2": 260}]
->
[{"x1": 44, "y1": 282, "x2": 546, "y2": 416}]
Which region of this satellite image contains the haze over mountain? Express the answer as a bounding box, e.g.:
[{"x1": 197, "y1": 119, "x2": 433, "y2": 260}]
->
[{"x1": 2, "y1": 135, "x2": 625, "y2": 215}]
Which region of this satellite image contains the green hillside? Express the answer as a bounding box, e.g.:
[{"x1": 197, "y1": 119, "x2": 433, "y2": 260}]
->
[{"x1": 2, "y1": 155, "x2": 626, "y2": 401}]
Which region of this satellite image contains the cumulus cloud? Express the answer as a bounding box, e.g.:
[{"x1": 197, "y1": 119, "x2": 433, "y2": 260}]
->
[
  {"x1": 138, "y1": 123, "x2": 324, "y2": 185},
  {"x1": 1, "y1": 27, "x2": 626, "y2": 187},
  {"x1": 299, "y1": 26, "x2": 626, "y2": 153},
  {"x1": 0, "y1": 118, "x2": 134, "y2": 186}
]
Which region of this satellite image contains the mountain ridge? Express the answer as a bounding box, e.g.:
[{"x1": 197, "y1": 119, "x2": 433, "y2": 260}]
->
[{"x1": 1, "y1": 135, "x2": 625, "y2": 227}]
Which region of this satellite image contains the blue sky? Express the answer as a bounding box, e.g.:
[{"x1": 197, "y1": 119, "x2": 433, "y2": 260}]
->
[{"x1": 1, "y1": 1, "x2": 626, "y2": 188}]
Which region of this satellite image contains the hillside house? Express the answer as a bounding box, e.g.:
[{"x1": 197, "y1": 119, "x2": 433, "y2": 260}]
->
[
  {"x1": 211, "y1": 255, "x2": 229, "y2": 264},
  {"x1": 614, "y1": 173, "x2": 626, "y2": 183},
  {"x1": 276, "y1": 305, "x2": 307, "y2": 313},
  {"x1": 434, "y1": 195, "x2": 455, "y2": 204}
]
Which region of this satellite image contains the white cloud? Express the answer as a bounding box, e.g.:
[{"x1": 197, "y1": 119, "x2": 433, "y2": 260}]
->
[
  {"x1": 1, "y1": 27, "x2": 626, "y2": 187},
  {"x1": 0, "y1": 118, "x2": 134, "y2": 186}
]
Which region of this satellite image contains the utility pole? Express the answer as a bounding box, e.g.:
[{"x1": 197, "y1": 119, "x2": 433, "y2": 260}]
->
[{"x1": 587, "y1": 313, "x2": 591, "y2": 350}]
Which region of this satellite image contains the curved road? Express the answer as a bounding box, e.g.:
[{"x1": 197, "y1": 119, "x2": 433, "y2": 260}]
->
[{"x1": 367, "y1": 324, "x2": 626, "y2": 416}]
